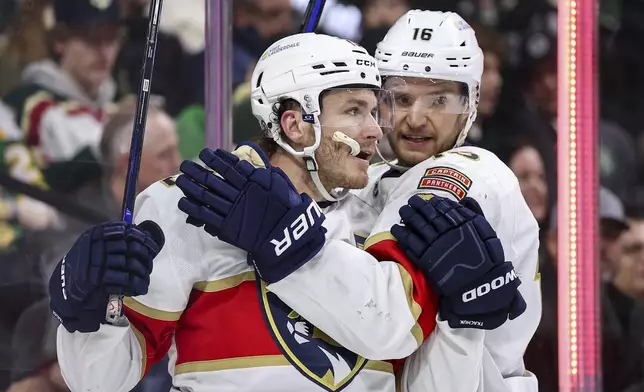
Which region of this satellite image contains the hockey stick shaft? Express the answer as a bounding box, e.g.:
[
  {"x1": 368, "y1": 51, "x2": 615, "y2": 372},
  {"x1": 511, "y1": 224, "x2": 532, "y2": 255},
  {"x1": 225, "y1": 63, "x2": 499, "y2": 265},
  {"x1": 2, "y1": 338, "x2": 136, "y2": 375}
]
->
[
  {"x1": 300, "y1": 0, "x2": 327, "y2": 33},
  {"x1": 106, "y1": 0, "x2": 164, "y2": 324}
]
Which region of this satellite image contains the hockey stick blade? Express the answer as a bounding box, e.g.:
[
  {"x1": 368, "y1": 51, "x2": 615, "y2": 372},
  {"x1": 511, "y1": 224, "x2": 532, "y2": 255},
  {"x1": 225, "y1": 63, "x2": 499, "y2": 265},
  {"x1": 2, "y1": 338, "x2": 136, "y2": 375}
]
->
[{"x1": 106, "y1": 0, "x2": 164, "y2": 324}]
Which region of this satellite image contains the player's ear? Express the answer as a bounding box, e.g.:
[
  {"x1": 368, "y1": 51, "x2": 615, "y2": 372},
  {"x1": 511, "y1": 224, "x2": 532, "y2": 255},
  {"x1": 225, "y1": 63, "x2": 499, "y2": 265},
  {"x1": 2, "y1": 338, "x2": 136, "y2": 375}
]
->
[{"x1": 280, "y1": 109, "x2": 308, "y2": 145}]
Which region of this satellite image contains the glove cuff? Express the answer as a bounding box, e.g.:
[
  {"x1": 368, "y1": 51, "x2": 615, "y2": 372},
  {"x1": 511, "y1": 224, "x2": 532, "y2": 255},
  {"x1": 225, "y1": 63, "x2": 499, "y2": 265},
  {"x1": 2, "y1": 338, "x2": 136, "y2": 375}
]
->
[
  {"x1": 440, "y1": 304, "x2": 514, "y2": 330},
  {"x1": 249, "y1": 233, "x2": 326, "y2": 284},
  {"x1": 447, "y1": 261, "x2": 521, "y2": 315}
]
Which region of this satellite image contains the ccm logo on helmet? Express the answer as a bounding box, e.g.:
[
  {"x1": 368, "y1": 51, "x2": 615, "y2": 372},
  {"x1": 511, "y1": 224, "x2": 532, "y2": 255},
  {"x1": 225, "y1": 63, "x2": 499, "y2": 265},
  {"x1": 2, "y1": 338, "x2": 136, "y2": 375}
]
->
[
  {"x1": 356, "y1": 59, "x2": 376, "y2": 67},
  {"x1": 270, "y1": 202, "x2": 323, "y2": 256},
  {"x1": 401, "y1": 51, "x2": 434, "y2": 58},
  {"x1": 462, "y1": 269, "x2": 518, "y2": 303}
]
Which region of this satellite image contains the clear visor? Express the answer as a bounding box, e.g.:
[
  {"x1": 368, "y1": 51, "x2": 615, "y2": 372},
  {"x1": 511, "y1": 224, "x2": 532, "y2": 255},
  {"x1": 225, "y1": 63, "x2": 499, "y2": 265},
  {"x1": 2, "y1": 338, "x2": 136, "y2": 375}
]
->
[
  {"x1": 383, "y1": 77, "x2": 471, "y2": 115},
  {"x1": 317, "y1": 87, "x2": 395, "y2": 135}
]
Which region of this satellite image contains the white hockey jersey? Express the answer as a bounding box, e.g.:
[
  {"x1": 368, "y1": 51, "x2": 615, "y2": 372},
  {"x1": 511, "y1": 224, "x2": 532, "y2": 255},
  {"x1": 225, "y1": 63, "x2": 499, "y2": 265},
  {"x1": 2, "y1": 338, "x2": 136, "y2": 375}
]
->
[
  {"x1": 356, "y1": 146, "x2": 542, "y2": 392},
  {"x1": 56, "y1": 158, "x2": 438, "y2": 392}
]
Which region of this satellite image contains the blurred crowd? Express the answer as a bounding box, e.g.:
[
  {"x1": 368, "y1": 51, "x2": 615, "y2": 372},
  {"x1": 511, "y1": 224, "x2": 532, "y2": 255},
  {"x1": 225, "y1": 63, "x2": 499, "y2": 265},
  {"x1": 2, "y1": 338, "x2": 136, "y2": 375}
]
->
[{"x1": 0, "y1": 0, "x2": 642, "y2": 391}]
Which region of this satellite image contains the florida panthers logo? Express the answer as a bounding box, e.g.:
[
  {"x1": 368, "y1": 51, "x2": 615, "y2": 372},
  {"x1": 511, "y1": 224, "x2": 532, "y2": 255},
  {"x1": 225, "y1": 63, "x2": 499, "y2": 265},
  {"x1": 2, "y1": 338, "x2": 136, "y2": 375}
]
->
[{"x1": 258, "y1": 280, "x2": 366, "y2": 391}]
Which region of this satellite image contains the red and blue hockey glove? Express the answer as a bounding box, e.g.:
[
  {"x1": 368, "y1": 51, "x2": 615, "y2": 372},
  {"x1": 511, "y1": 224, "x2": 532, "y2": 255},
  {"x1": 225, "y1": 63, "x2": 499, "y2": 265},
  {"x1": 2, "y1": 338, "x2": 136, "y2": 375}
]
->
[
  {"x1": 391, "y1": 195, "x2": 526, "y2": 330},
  {"x1": 175, "y1": 142, "x2": 327, "y2": 284},
  {"x1": 49, "y1": 220, "x2": 164, "y2": 333}
]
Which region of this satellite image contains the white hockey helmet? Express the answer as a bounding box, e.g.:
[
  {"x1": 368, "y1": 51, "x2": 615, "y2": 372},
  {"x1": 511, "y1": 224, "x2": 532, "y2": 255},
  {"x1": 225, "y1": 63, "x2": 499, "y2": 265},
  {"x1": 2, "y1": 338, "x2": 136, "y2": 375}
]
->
[
  {"x1": 251, "y1": 32, "x2": 385, "y2": 201},
  {"x1": 375, "y1": 10, "x2": 483, "y2": 148}
]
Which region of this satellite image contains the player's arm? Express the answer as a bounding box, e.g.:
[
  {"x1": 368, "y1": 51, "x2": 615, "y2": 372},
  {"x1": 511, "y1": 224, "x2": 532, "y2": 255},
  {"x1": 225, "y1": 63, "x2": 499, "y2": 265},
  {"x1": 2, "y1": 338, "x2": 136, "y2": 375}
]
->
[
  {"x1": 54, "y1": 181, "x2": 198, "y2": 392},
  {"x1": 271, "y1": 188, "x2": 524, "y2": 370},
  {"x1": 479, "y1": 187, "x2": 541, "y2": 387},
  {"x1": 365, "y1": 188, "x2": 489, "y2": 391},
  {"x1": 401, "y1": 331, "x2": 538, "y2": 392},
  {"x1": 267, "y1": 235, "x2": 438, "y2": 360},
  {"x1": 401, "y1": 321, "x2": 486, "y2": 392},
  {"x1": 404, "y1": 152, "x2": 542, "y2": 387},
  {"x1": 381, "y1": 151, "x2": 540, "y2": 391},
  {"x1": 175, "y1": 144, "x2": 437, "y2": 360}
]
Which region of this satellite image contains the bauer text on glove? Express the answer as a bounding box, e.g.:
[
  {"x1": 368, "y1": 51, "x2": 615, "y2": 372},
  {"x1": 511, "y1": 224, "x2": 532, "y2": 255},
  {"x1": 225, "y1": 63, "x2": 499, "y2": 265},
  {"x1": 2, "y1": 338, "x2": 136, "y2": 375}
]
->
[{"x1": 176, "y1": 142, "x2": 327, "y2": 284}]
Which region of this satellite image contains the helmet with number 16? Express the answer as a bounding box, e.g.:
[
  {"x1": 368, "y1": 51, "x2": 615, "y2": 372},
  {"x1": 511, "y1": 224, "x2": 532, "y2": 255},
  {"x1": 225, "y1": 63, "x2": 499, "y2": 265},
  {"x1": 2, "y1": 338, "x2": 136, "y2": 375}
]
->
[{"x1": 375, "y1": 10, "x2": 484, "y2": 168}]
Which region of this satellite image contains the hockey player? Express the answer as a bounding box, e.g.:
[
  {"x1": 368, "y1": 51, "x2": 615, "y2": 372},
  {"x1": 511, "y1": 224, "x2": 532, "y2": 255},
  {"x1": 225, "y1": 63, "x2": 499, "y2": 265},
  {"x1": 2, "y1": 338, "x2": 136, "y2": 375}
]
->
[
  {"x1": 362, "y1": 10, "x2": 542, "y2": 392},
  {"x1": 188, "y1": 10, "x2": 541, "y2": 392},
  {"x1": 49, "y1": 33, "x2": 514, "y2": 392}
]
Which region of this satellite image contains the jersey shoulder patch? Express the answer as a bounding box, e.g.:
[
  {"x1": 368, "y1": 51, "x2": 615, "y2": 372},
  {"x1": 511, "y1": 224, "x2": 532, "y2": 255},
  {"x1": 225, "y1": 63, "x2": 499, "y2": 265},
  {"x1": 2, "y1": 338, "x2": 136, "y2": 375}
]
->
[
  {"x1": 394, "y1": 147, "x2": 501, "y2": 202},
  {"x1": 417, "y1": 166, "x2": 473, "y2": 200}
]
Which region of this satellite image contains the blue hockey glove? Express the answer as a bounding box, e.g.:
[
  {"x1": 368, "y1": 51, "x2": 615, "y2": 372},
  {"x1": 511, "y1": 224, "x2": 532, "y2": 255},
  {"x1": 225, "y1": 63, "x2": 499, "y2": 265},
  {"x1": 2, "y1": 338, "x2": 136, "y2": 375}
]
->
[
  {"x1": 391, "y1": 195, "x2": 526, "y2": 330},
  {"x1": 49, "y1": 220, "x2": 164, "y2": 333},
  {"x1": 175, "y1": 142, "x2": 327, "y2": 284}
]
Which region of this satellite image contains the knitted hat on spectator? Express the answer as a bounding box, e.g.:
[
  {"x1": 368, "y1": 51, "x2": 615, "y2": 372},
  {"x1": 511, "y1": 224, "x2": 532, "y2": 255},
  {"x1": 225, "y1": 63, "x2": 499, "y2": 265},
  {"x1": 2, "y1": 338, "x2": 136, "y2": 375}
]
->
[{"x1": 53, "y1": 0, "x2": 121, "y2": 27}]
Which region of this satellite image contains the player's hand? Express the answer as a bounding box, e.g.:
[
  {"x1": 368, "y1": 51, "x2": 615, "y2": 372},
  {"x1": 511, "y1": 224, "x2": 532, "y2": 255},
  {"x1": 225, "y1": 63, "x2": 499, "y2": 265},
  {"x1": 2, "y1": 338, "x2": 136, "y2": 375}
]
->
[
  {"x1": 175, "y1": 142, "x2": 327, "y2": 284},
  {"x1": 391, "y1": 195, "x2": 526, "y2": 330},
  {"x1": 49, "y1": 220, "x2": 164, "y2": 333}
]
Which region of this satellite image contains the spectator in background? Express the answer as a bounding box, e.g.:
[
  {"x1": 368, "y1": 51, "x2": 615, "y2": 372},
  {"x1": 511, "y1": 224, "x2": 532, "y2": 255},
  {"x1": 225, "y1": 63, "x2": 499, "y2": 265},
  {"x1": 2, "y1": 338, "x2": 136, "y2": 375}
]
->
[
  {"x1": 509, "y1": 42, "x2": 638, "y2": 210},
  {"x1": 600, "y1": 120, "x2": 639, "y2": 205},
  {"x1": 600, "y1": 188, "x2": 632, "y2": 281},
  {"x1": 611, "y1": 207, "x2": 644, "y2": 302},
  {"x1": 115, "y1": 0, "x2": 199, "y2": 116},
  {"x1": 539, "y1": 188, "x2": 629, "y2": 297},
  {"x1": 9, "y1": 100, "x2": 180, "y2": 392},
  {"x1": 3, "y1": 0, "x2": 123, "y2": 194},
  {"x1": 497, "y1": 0, "x2": 557, "y2": 71},
  {"x1": 0, "y1": 100, "x2": 60, "y2": 237},
  {"x1": 233, "y1": 0, "x2": 294, "y2": 89},
  {"x1": 525, "y1": 187, "x2": 637, "y2": 391},
  {"x1": 99, "y1": 99, "x2": 181, "y2": 199},
  {"x1": 464, "y1": 23, "x2": 509, "y2": 153},
  {"x1": 506, "y1": 141, "x2": 549, "y2": 228},
  {"x1": 36, "y1": 99, "x2": 181, "y2": 283},
  {"x1": 356, "y1": 0, "x2": 410, "y2": 54},
  {"x1": 512, "y1": 50, "x2": 557, "y2": 162},
  {"x1": 0, "y1": 99, "x2": 57, "y2": 389},
  {"x1": 612, "y1": 213, "x2": 644, "y2": 301},
  {"x1": 603, "y1": 206, "x2": 644, "y2": 391},
  {"x1": 0, "y1": 0, "x2": 51, "y2": 96}
]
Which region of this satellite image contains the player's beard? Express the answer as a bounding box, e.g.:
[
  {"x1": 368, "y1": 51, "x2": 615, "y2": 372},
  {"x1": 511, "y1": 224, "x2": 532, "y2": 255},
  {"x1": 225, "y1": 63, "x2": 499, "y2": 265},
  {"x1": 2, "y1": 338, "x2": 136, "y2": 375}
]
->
[
  {"x1": 315, "y1": 130, "x2": 369, "y2": 191},
  {"x1": 389, "y1": 115, "x2": 465, "y2": 167},
  {"x1": 388, "y1": 131, "x2": 459, "y2": 167}
]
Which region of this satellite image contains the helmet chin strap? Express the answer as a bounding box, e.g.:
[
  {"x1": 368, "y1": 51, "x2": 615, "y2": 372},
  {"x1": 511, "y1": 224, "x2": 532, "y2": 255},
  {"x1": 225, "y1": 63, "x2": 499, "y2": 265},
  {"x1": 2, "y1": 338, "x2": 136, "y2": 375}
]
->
[{"x1": 376, "y1": 140, "x2": 411, "y2": 173}]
